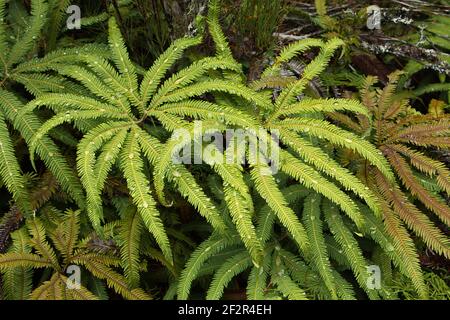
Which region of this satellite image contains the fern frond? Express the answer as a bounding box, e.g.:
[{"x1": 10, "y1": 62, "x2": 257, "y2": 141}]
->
[
  {"x1": 157, "y1": 79, "x2": 273, "y2": 111},
  {"x1": 385, "y1": 147, "x2": 450, "y2": 226},
  {"x1": 0, "y1": 0, "x2": 8, "y2": 71},
  {"x1": 277, "y1": 248, "x2": 332, "y2": 299},
  {"x1": 277, "y1": 128, "x2": 380, "y2": 217},
  {"x1": 256, "y1": 185, "x2": 310, "y2": 245},
  {"x1": 274, "y1": 38, "x2": 344, "y2": 111},
  {"x1": 377, "y1": 71, "x2": 403, "y2": 118},
  {"x1": 302, "y1": 194, "x2": 337, "y2": 299},
  {"x1": 108, "y1": 17, "x2": 138, "y2": 99},
  {"x1": 27, "y1": 218, "x2": 59, "y2": 269},
  {"x1": 376, "y1": 171, "x2": 450, "y2": 258},
  {"x1": 2, "y1": 228, "x2": 33, "y2": 300},
  {"x1": 140, "y1": 36, "x2": 203, "y2": 106},
  {"x1": 272, "y1": 98, "x2": 370, "y2": 120},
  {"x1": 279, "y1": 119, "x2": 393, "y2": 180},
  {"x1": 0, "y1": 252, "x2": 52, "y2": 269},
  {"x1": 11, "y1": 73, "x2": 66, "y2": 96},
  {"x1": 224, "y1": 185, "x2": 263, "y2": 267},
  {"x1": 21, "y1": 93, "x2": 130, "y2": 116},
  {"x1": 29, "y1": 273, "x2": 62, "y2": 300},
  {"x1": 28, "y1": 109, "x2": 127, "y2": 165},
  {"x1": 206, "y1": 250, "x2": 253, "y2": 300},
  {"x1": 246, "y1": 253, "x2": 271, "y2": 300},
  {"x1": 59, "y1": 274, "x2": 99, "y2": 300},
  {"x1": 6, "y1": 0, "x2": 48, "y2": 67},
  {"x1": 155, "y1": 100, "x2": 259, "y2": 128},
  {"x1": 77, "y1": 122, "x2": 130, "y2": 229},
  {"x1": 120, "y1": 131, "x2": 173, "y2": 264},
  {"x1": 1, "y1": 98, "x2": 85, "y2": 207},
  {"x1": 150, "y1": 57, "x2": 241, "y2": 107},
  {"x1": 54, "y1": 65, "x2": 130, "y2": 112},
  {"x1": 380, "y1": 205, "x2": 428, "y2": 299},
  {"x1": 94, "y1": 127, "x2": 129, "y2": 190},
  {"x1": 262, "y1": 39, "x2": 324, "y2": 78},
  {"x1": 251, "y1": 163, "x2": 309, "y2": 254},
  {"x1": 323, "y1": 200, "x2": 380, "y2": 299},
  {"x1": 136, "y1": 128, "x2": 227, "y2": 232},
  {"x1": 82, "y1": 56, "x2": 141, "y2": 107},
  {"x1": 177, "y1": 234, "x2": 241, "y2": 300},
  {"x1": 360, "y1": 76, "x2": 379, "y2": 111},
  {"x1": 13, "y1": 44, "x2": 110, "y2": 73},
  {"x1": 50, "y1": 210, "x2": 80, "y2": 260},
  {"x1": 0, "y1": 113, "x2": 32, "y2": 215},
  {"x1": 207, "y1": 0, "x2": 233, "y2": 59},
  {"x1": 74, "y1": 258, "x2": 151, "y2": 300},
  {"x1": 280, "y1": 151, "x2": 363, "y2": 229},
  {"x1": 118, "y1": 206, "x2": 143, "y2": 288}
]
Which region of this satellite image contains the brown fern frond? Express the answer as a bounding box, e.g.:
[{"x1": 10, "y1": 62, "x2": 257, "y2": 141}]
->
[
  {"x1": 388, "y1": 144, "x2": 450, "y2": 196},
  {"x1": 59, "y1": 274, "x2": 99, "y2": 300},
  {"x1": 395, "y1": 114, "x2": 450, "y2": 128},
  {"x1": 375, "y1": 171, "x2": 450, "y2": 259},
  {"x1": 0, "y1": 206, "x2": 23, "y2": 253},
  {"x1": 383, "y1": 99, "x2": 408, "y2": 120},
  {"x1": 29, "y1": 273, "x2": 61, "y2": 300},
  {"x1": 27, "y1": 218, "x2": 59, "y2": 269},
  {"x1": 386, "y1": 123, "x2": 450, "y2": 144},
  {"x1": 384, "y1": 147, "x2": 450, "y2": 226},
  {"x1": 74, "y1": 259, "x2": 151, "y2": 300},
  {"x1": 399, "y1": 136, "x2": 450, "y2": 149},
  {"x1": 378, "y1": 198, "x2": 427, "y2": 298},
  {"x1": 359, "y1": 75, "x2": 378, "y2": 112},
  {"x1": 29, "y1": 171, "x2": 59, "y2": 210},
  {"x1": 327, "y1": 112, "x2": 363, "y2": 133},
  {"x1": 377, "y1": 71, "x2": 403, "y2": 118}
]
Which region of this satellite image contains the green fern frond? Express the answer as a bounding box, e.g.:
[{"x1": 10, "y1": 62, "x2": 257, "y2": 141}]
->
[
  {"x1": 206, "y1": 250, "x2": 253, "y2": 300},
  {"x1": 6, "y1": 0, "x2": 48, "y2": 67},
  {"x1": 251, "y1": 163, "x2": 309, "y2": 254},
  {"x1": 280, "y1": 150, "x2": 363, "y2": 228},
  {"x1": 140, "y1": 36, "x2": 203, "y2": 106},
  {"x1": 0, "y1": 0, "x2": 8, "y2": 69},
  {"x1": 223, "y1": 185, "x2": 263, "y2": 267},
  {"x1": 27, "y1": 218, "x2": 59, "y2": 269},
  {"x1": 2, "y1": 228, "x2": 33, "y2": 300},
  {"x1": 272, "y1": 98, "x2": 370, "y2": 119},
  {"x1": 0, "y1": 252, "x2": 52, "y2": 269},
  {"x1": 177, "y1": 234, "x2": 241, "y2": 300},
  {"x1": 302, "y1": 194, "x2": 337, "y2": 299},
  {"x1": 118, "y1": 206, "x2": 143, "y2": 288},
  {"x1": 77, "y1": 122, "x2": 131, "y2": 229},
  {"x1": 246, "y1": 252, "x2": 272, "y2": 300},
  {"x1": 0, "y1": 112, "x2": 32, "y2": 215},
  {"x1": 274, "y1": 38, "x2": 344, "y2": 112},
  {"x1": 120, "y1": 130, "x2": 173, "y2": 264},
  {"x1": 108, "y1": 17, "x2": 138, "y2": 99},
  {"x1": 323, "y1": 200, "x2": 380, "y2": 299},
  {"x1": 277, "y1": 128, "x2": 380, "y2": 217},
  {"x1": 73, "y1": 258, "x2": 151, "y2": 300},
  {"x1": 156, "y1": 80, "x2": 273, "y2": 111}
]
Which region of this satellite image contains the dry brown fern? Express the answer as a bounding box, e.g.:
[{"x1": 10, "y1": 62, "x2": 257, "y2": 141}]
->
[{"x1": 332, "y1": 72, "x2": 450, "y2": 262}]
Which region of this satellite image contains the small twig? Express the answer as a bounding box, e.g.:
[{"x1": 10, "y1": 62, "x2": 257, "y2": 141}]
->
[{"x1": 273, "y1": 31, "x2": 323, "y2": 41}]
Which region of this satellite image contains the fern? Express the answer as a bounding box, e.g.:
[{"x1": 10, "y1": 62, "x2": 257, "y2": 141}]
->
[{"x1": 0, "y1": 210, "x2": 151, "y2": 300}]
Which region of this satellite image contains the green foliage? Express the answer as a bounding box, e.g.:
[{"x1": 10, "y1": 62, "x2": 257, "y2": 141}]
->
[
  {"x1": 0, "y1": 0, "x2": 448, "y2": 301},
  {"x1": 0, "y1": 210, "x2": 151, "y2": 300}
]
